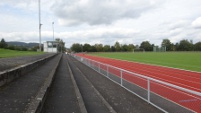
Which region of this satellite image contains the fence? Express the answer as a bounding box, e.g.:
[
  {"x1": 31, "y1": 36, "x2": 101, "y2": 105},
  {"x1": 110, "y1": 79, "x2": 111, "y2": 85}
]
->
[{"x1": 74, "y1": 55, "x2": 201, "y2": 113}]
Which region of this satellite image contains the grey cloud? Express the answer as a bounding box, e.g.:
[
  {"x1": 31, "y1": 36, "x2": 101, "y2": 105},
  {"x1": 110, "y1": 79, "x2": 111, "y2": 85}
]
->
[
  {"x1": 169, "y1": 20, "x2": 189, "y2": 30},
  {"x1": 192, "y1": 17, "x2": 201, "y2": 29},
  {"x1": 0, "y1": 0, "x2": 54, "y2": 12},
  {"x1": 58, "y1": 27, "x2": 140, "y2": 46},
  {"x1": 52, "y1": 0, "x2": 162, "y2": 26}
]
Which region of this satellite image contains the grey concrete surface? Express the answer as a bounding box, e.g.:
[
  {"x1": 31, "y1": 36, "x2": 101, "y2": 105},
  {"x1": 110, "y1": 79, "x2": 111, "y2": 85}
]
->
[
  {"x1": 0, "y1": 53, "x2": 54, "y2": 72},
  {"x1": 0, "y1": 54, "x2": 61, "y2": 113},
  {"x1": 44, "y1": 55, "x2": 81, "y2": 113},
  {"x1": 0, "y1": 54, "x2": 165, "y2": 113},
  {"x1": 67, "y1": 56, "x2": 113, "y2": 113},
  {"x1": 68, "y1": 55, "x2": 163, "y2": 113}
]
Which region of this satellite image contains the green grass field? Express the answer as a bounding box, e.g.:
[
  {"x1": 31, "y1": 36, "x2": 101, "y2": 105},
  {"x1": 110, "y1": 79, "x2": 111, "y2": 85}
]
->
[
  {"x1": 90, "y1": 52, "x2": 201, "y2": 72},
  {"x1": 0, "y1": 48, "x2": 44, "y2": 58}
]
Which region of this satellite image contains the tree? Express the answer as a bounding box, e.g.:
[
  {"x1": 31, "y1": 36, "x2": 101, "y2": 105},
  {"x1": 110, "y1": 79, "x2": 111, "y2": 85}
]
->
[
  {"x1": 127, "y1": 44, "x2": 135, "y2": 52},
  {"x1": 83, "y1": 43, "x2": 91, "y2": 52},
  {"x1": 170, "y1": 43, "x2": 175, "y2": 51},
  {"x1": 103, "y1": 45, "x2": 110, "y2": 52},
  {"x1": 161, "y1": 39, "x2": 173, "y2": 51},
  {"x1": 55, "y1": 38, "x2": 65, "y2": 52},
  {"x1": 94, "y1": 44, "x2": 103, "y2": 52},
  {"x1": 7, "y1": 45, "x2": 15, "y2": 50},
  {"x1": 21, "y1": 47, "x2": 28, "y2": 51},
  {"x1": 140, "y1": 41, "x2": 152, "y2": 51},
  {"x1": 121, "y1": 44, "x2": 128, "y2": 51},
  {"x1": 135, "y1": 45, "x2": 140, "y2": 49},
  {"x1": 177, "y1": 39, "x2": 193, "y2": 51},
  {"x1": 71, "y1": 43, "x2": 82, "y2": 52},
  {"x1": 111, "y1": 46, "x2": 116, "y2": 52},
  {"x1": 90, "y1": 45, "x2": 97, "y2": 52},
  {"x1": 0, "y1": 38, "x2": 8, "y2": 48},
  {"x1": 15, "y1": 46, "x2": 21, "y2": 51},
  {"x1": 114, "y1": 41, "x2": 121, "y2": 52},
  {"x1": 194, "y1": 42, "x2": 201, "y2": 51},
  {"x1": 31, "y1": 45, "x2": 39, "y2": 51},
  {"x1": 175, "y1": 43, "x2": 179, "y2": 51}
]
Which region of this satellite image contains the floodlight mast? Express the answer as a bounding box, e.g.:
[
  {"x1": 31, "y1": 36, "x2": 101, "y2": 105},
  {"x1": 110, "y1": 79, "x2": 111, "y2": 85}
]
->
[
  {"x1": 38, "y1": 0, "x2": 42, "y2": 51},
  {"x1": 52, "y1": 22, "x2": 54, "y2": 52},
  {"x1": 52, "y1": 22, "x2": 54, "y2": 41}
]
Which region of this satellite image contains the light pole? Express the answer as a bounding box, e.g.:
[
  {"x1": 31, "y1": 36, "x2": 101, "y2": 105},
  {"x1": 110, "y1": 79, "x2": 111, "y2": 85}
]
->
[
  {"x1": 38, "y1": 0, "x2": 42, "y2": 51},
  {"x1": 52, "y1": 22, "x2": 54, "y2": 41},
  {"x1": 52, "y1": 22, "x2": 54, "y2": 52}
]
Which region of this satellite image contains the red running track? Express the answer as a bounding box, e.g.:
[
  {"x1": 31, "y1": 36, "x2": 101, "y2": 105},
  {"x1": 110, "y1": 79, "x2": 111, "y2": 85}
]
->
[{"x1": 76, "y1": 53, "x2": 201, "y2": 113}]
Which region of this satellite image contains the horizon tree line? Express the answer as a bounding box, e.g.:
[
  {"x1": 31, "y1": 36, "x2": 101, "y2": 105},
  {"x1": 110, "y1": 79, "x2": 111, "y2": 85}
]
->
[
  {"x1": 70, "y1": 39, "x2": 201, "y2": 52},
  {"x1": 1, "y1": 38, "x2": 201, "y2": 52},
  {"x1": 0, "y1": 38, "x2": 39, "y2": 51}
]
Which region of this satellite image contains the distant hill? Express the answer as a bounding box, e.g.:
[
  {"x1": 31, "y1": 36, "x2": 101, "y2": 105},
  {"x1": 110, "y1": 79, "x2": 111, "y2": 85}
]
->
[{"x1": 7, "y1": 41, "x2": 39, "y2": 48}]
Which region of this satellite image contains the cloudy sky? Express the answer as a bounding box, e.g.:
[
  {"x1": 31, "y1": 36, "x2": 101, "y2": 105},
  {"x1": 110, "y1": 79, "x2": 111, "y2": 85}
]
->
[{"x1": 0, "y1": 0, "x2": 201, "y2": 48}]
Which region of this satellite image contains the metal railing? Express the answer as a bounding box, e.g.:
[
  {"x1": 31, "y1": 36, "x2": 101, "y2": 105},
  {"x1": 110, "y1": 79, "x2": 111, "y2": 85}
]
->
[{"x1": 74, "y1": 55, "x2": 201, "y2": 113}]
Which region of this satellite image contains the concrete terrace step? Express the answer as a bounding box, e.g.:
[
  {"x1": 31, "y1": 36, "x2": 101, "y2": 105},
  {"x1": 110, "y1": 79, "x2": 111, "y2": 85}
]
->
[
  {"x1": 43, "y1": 55, "x2": 163, "y2": 113},
  {"x1": 0, "y1": 53, "x2": 57, "y2": 87},
  {"x1": 43, "y1": 54, "x2": 81, "y2": 113},
  {"x1": 0, "y1": 54, "x2": 164, "y2": 113},
  {"x1": 0, "y1": 54, "x2": 62, "y2": 113},
  {"x1": 0, "y1": 53, "x2": 55, "y2": 72}
]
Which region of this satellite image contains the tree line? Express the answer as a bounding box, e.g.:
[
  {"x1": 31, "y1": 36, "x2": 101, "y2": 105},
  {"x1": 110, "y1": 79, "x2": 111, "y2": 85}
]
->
[
  {"x1": 0, "y1": 38, "x2": 39, "y2": 51},
  {"x1": 70, "y1": 39, "x2": 201, "y2": 52}
]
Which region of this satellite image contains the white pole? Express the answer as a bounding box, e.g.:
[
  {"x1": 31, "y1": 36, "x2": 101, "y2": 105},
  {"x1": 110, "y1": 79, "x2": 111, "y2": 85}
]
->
[
  {"x1": 148, "y1": 79, "x2": 150, "y2": 103},
  {"x1": 120, "y1": 70, "x2": 123, "y2": 86},
  {"x1": 98, "y1": 63, "x2": 100, "y2": 72},
  {"x1": 107, "y1": 65, "x2": 109, "y2": 78},
  {"x1": 52, "y1": 22, "x2": 54, "y2": 41},
  {"x1": 38, "y1": 0, "x2": 42, "y2": 51},
  {"x1": 52, "y1": 22, "x2": 54, "y2": 53}
]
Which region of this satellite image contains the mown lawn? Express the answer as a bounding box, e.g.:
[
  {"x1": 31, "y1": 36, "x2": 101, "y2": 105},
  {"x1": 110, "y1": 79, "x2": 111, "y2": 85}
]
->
[
  {"x1": 0, "y1": 48, "x2": 44, "y2": 58},
  {"x1": 90, "y1": 52, "x2": 201, "y2": 72}
]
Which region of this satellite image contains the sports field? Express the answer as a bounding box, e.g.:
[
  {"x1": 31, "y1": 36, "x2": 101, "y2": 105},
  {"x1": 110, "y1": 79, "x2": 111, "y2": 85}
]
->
[
  {"x1": 90, "y1": 52, "x2": 201, "y2": 72},
  {"x1": 0, "y1": 48, "x2": 44, "y2": 58}
]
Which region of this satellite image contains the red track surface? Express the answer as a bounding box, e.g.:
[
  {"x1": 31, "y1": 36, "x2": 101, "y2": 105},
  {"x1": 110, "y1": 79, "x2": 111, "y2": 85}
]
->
[{"x1": 76, "y1": 53, "x2": 201, "y2": 113}]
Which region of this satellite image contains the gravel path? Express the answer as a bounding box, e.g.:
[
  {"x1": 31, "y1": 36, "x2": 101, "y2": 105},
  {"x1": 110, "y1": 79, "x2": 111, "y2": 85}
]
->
[{"x1": 0, "y1": 53, "x2": 55, "y2": 72}]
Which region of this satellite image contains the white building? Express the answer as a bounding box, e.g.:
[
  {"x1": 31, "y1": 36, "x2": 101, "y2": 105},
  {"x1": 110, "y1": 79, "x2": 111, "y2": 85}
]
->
[{"x1": 43, "y1": 41, "x2": 58, "y2": 53}]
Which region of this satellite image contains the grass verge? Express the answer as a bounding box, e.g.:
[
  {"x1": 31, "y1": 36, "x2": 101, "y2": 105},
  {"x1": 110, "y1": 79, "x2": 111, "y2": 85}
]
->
[{"x1": 0, "y1": 48, "x2": 44, "y2": 58}]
